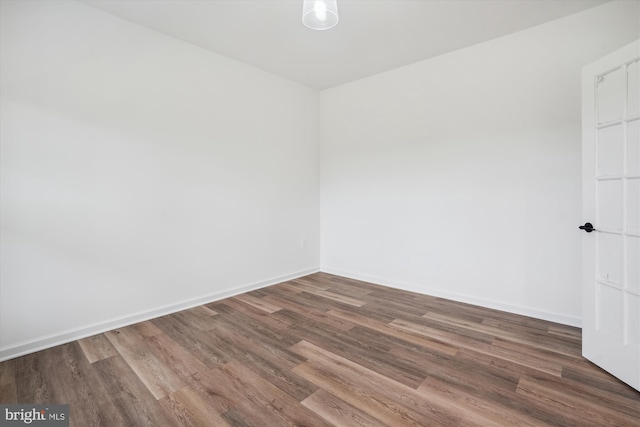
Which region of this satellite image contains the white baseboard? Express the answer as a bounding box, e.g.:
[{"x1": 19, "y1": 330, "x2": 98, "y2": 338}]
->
[
  {"x1": 0, "y1": 266, "x2": 320, "y2": 362},
  {"x1": 2, "y1": 265, "x2": 581, "y2": 362},
  {"x1": 321, "y1": 266, "x2": 582, "y2": 328}
]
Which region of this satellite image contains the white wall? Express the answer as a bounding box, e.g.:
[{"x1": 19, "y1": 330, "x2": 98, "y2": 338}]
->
[
  {"x1": 320, "y1": 0, "x2": 640, "y2": 326},
  {"x1": 2, "y1": 0, "x2": 637, "y2": 362},
  {"x1": 0, "y1": 0, "x2": 320, "y2": 360}
]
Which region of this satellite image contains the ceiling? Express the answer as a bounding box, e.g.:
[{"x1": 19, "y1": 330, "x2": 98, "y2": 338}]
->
[{"x1": 82, "y1": 0, "x2": 610, "y2": 90}]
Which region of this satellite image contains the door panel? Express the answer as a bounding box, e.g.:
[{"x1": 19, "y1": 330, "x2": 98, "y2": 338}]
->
[
  {"x1": 597, "y1": 67, "x2": 625, "y2": 123},
  {"x1": 582, "y1": 40, "x2": 640, "y2": 392},
  {"x1": 628, "y1": 236, "x2": 640, "y2": 293},
  {"x1": 628, "y1": 119, "x2": 640, "y2": 174},
  {"x1": 596, "y1": 232, "x2": 623, "y2": 284},
  {"x1": 597, "y1": 124, "x2": 623, "y2": 175},
  {"x1": 629, "y1": 294, "x2": 640, "y2": 346},
  {"x1": 628, "y1": 178, "x2": 640, "y2": 232},
  {"x1": 597, "y1": 284, "x2": 624, "y2": 339},
  {"x1": 597, "y1": 180, "x2": 623, "y2": 230},
  {"x1": 628, "y1": 60, "x2": 640, "y2": 116}
]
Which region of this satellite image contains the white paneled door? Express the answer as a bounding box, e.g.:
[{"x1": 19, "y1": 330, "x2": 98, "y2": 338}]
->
[{"x1": 582, "y1": 40, "x2": 640, "y2": 392}]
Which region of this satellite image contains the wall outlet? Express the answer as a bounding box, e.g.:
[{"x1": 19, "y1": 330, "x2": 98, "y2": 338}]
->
[{"x1": 300, "y1": 239, "x2": 306, "y2": 248}]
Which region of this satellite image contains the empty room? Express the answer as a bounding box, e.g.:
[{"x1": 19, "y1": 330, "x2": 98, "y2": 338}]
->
[{"x1": 1, "y1": 0, "x2": 639, "y2": 425}]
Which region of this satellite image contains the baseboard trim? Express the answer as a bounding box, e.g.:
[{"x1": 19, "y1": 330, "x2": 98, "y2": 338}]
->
[
  {"x1": 0, "y1": 266, "x2": 320, "y2": 362},
  {"x1": 321, "y1": 266, "x2": 582, "y2": 328}
]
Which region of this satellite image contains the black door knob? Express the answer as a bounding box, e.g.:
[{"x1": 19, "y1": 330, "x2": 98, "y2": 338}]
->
[{"x1": 579, "y1": 222, "x2": 596, "y2": 233}]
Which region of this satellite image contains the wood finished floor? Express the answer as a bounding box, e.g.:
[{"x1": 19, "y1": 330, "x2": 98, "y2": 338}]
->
[{"x1": 1, "y1": 272, "x2": 639, "y2": 426}]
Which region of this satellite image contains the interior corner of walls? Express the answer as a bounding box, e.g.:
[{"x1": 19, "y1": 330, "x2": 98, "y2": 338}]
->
[
  {"x1": 0, "y1": 266, "x2": 320, "y2": 362},
  {"x1": 319, "y1": 266, "x2": 582, "y2": 328}
]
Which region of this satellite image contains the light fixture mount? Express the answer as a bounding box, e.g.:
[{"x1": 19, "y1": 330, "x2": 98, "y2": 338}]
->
[{"x1": 302, "y1": 0, "x2": 339, "y2": 31}]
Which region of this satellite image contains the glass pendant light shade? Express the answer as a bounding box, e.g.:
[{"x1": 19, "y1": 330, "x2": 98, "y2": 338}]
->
[{"x1": 302, "y1": 0, "x2": 339, "y2": 30}]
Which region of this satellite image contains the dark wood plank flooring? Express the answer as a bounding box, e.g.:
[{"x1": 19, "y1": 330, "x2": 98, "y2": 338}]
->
[{"x1": 1, "y1": 272, "x2": 638, "y2": 426}]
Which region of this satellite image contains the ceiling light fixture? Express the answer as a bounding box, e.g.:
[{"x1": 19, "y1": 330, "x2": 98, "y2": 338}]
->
[{"x1": 302, "y1": 0, "x2": 339, "y2": 31}]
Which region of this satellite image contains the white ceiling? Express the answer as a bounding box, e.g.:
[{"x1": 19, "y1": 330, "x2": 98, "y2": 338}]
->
[{"x1": 82, "y1": 0, "x2": 610, "y2": 90}]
